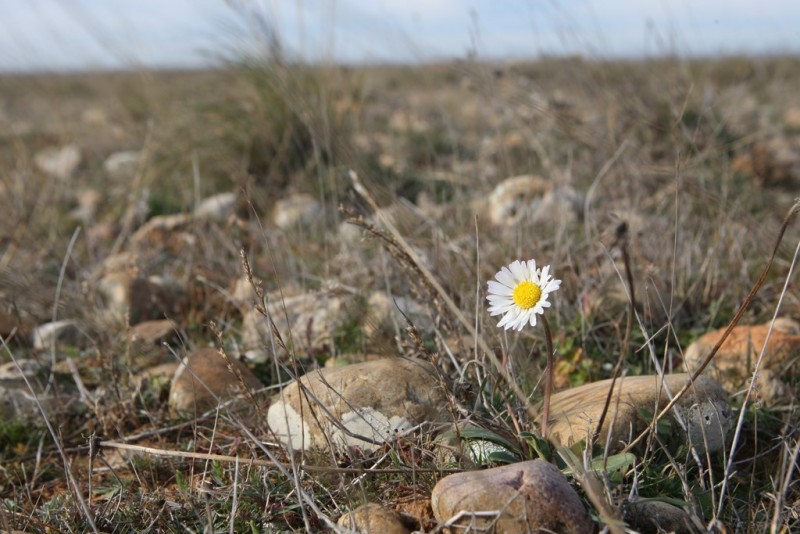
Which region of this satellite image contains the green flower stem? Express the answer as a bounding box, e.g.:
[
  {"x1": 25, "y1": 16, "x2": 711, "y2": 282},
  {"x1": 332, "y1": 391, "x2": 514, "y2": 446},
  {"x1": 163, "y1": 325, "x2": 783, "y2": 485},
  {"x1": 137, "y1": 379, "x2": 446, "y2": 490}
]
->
[{"x1": 541, "y1": 315, "x2": 555, "y2": 439}]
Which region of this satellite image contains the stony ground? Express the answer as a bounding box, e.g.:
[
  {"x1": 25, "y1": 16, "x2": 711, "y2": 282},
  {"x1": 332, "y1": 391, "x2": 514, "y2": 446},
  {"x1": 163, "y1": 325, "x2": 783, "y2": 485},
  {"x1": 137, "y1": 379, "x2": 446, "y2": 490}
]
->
[{"x1": 1, "y1": 57, "x2": 799, "y2": 532}]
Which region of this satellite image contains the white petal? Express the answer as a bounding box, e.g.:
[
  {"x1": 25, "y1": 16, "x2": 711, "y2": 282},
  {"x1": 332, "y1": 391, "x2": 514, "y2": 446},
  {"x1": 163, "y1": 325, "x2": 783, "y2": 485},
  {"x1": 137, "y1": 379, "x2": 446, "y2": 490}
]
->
[
  {"x1": 526, "y1": 259, "x2": 538, "y2": 278},
  {"x1": 487, "y1": 280, "x2": 513, "y2": 296},
  {"x1": 496, "y1": 267, "x2": 515, "y2": 288},
  {"x1": 509, "y1": 260, "x2": 528, "y2": 282},
  {"x1": 540, "y1": 265, "x2": 550, "y2": 281}
]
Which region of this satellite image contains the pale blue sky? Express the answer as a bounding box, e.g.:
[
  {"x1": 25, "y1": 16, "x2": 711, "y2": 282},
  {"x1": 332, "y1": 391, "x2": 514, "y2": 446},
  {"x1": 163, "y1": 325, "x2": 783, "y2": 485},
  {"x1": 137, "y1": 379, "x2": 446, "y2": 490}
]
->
[{"x1": 1, "y1": 0, "x2": 798, "y2": 72}]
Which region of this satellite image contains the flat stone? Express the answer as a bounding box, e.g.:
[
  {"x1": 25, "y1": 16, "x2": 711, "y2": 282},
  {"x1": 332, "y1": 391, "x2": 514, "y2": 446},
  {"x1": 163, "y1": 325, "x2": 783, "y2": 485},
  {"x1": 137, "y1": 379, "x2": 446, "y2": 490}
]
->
[
  {"x1": 623, "y1": 500, "x2": 700, "y2": 534},
  {"x1": 431, "y1": 459, "x2": 593, "y2": 533},
  {"x1": 545, "y1": 374, "x2": 732, "y2": 454},
  {"x1": 168, "y1": 348, "x2": 264, "y2": 413},
  {"x1": 31, "y1": 320, "x2": 81, "y2": 350},
  {"x1": 683, "y1": 319, "x2": 800, "y2": 403},
  {"x1": 267, "y1": 358, "x2": 447, "y2": 452},
  {"x1": 34, "y1": 144, "x2": 81, "y2": 180},
  {"x1": 337, "y1": 503, "x2": 411, "y2": 534}
]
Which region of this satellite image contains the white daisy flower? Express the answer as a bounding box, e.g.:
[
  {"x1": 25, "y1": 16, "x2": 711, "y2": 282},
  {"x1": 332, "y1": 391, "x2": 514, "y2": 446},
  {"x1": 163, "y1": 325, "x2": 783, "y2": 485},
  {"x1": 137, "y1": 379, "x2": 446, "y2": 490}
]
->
[{"x1": 486, "y1": 259, "x2": 561, "y2": 331}]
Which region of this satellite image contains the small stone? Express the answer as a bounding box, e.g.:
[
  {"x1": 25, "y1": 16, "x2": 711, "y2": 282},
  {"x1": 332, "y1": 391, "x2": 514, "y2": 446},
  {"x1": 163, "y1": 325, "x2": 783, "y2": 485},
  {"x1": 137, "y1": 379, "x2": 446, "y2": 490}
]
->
[
  {"x1": 34, "y1": 144, "x2": 81, "y2": 180},
  {"x1": 431, "y1": 459, "x2": 593, "y2": 533},
  {"x1": 127, "y1": 319, "x2": 179, "y2": 346},
  {"x1": 337, "y1": 503, "x2": 411, "y2": 534},
  {"x1": 487, "y1": 175, "x2": 548, "y2": 226},
  {"x1": 683, "y1": 320, "x2": 800, "y2": 404},
  {"x1": 545, "y1": 374, "x2": 732, "y2": 454},
  {"x1": 32, "y1": 320, "x2": 81, "y2": 350},
  {"x1": 623, "y1": 500, "x2": 700, "y2": 534},
  {"x1": 194, "y1": 192, "x2": 237, "y2": 221},
  {"x1": 168, "y1": 348, "x2": 264, "y2": 413},
  {"x1": 272, "y1": 193, "x2": 322, "y2": 229},
  {"x1": 267, "y1": 358, "x2": 447, "y2": 452}
]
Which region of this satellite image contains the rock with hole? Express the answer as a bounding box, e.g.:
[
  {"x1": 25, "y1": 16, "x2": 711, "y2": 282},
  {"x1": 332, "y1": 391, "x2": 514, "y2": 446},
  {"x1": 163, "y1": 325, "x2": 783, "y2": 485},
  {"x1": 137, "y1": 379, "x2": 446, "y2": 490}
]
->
[{"x1": 544, "y1": 374, "x2": 732, "y2": 454}]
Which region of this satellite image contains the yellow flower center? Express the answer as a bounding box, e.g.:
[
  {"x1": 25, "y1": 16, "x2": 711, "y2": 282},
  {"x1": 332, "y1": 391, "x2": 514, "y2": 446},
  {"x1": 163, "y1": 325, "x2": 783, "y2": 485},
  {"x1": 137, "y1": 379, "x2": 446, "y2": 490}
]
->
[{"x1": 512, "y1": 280, "x2": 542, "y2": 310}]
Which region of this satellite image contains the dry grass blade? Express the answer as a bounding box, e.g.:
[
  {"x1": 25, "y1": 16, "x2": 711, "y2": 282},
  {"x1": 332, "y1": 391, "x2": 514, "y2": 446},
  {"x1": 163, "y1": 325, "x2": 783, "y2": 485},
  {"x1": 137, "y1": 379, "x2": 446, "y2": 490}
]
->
[{"x1": 1, "y1": 332, "x2": 99, "y2": 533}]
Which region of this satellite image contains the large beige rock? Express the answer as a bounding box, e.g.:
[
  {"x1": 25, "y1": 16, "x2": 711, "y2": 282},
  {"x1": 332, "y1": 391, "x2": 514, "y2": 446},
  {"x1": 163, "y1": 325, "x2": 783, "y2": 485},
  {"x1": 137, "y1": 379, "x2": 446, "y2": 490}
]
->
[
  {"x1": 337, "y1": 503, "x2": 411, "y2": 534},
  {"x1": 267, "y1": 358, "x2": 447, "y2": 452},
  {"x1": 431, "y1": 459, "x2": 592, "y2": 533},
  {"x1": 545, "y1": 374, "x2": 732, "y2": 454},
  {"x1": 683, "y1": 319, "x2": 800, "y2": 404},
  {"x1": 169, "y1": 348, "x2": 264, "y2": 413}
]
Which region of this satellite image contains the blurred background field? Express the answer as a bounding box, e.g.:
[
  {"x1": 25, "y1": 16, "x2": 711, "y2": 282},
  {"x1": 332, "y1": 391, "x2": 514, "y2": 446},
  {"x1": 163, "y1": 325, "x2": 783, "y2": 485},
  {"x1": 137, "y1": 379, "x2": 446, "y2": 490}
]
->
[{"x1": 1, "y1": 2, "x2": 800, "y2": 532}]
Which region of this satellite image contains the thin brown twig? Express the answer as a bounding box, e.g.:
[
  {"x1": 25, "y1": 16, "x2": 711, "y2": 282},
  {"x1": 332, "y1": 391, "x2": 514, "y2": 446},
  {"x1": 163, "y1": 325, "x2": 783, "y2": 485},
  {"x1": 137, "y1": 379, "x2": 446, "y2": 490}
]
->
[
  {"x1": 593, "y1": 222, "x2": 635, "y2": 446},
  {"x1": 540, "y1": 315, "x2": 555, "y2": 438},
  {"x1": 98, "y1": 440, "x2": 460, "y2": 475}
]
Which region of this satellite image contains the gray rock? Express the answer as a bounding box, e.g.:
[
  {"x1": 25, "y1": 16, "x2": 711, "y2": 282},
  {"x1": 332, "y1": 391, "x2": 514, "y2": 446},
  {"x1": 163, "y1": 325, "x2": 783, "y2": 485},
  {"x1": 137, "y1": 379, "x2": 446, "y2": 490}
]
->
[
  {"x1": 267, "y1": 358, "x2": 447, "y2": 452},
  {"x1": 431, "y1": 459, "x2": 593, "y2": 533},
  {"x1": 168, "y1": 348, "x2": 264, "y2": 413},
  {"x1": 34, "y1": 144, "x2": 81, "y2": 180}
]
